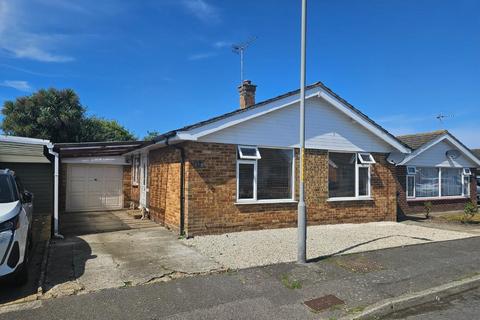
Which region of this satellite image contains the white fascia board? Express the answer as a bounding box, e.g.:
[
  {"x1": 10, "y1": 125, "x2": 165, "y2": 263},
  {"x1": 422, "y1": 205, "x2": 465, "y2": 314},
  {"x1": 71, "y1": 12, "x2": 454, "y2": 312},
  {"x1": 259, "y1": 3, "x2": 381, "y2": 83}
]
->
[
  {"x1": 318, "y1": 91, "x2": 411, "y2": 154},
  {"x1": 184, "y1": 88, "x2": 323, "y2": 139},
  {"x1": 399, "y1": 134, "x2": 480, "y2": 166},
  {"x1": 62, "y1": 156, "x2": 128, "y2": 165},
  {"x1": 0, "y1": 135, "x2": 52, "y2": 147}
]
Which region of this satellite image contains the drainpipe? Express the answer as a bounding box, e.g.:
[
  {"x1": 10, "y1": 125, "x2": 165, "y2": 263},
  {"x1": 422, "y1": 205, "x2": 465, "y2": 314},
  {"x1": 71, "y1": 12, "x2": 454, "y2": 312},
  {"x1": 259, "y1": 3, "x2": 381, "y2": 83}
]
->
[
  {"x1": 47, "y1": 146, "x2": 63, "y2": 239},
  {"x1": 165, "y1": 137, "x2": 185, "y2": 236}
]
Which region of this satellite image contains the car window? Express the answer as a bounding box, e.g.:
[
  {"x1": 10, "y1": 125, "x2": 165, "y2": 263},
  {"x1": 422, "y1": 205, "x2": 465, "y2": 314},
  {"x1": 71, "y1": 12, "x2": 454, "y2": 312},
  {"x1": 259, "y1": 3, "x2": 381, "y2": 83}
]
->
[{"x1": 0, "y1": 175, "x2": 16, "y2": 203}]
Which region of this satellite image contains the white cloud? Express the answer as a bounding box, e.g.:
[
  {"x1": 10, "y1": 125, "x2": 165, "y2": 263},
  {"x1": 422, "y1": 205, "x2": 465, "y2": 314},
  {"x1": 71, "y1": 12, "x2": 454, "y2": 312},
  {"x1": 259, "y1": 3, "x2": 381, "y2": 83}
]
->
[
  {"x1": 0, "y1": 0, "x2": 74, "y2": 63},
  {"x1": 187, "y1": 52, "x2": 217, "y2": 61},
  {"x1": 0, "y1": 80, "x2": 31, "y2": 92},
  {"x1": 213, "y1": 41, "x2": 231, "y2": 48},
  {"x1": 181, "y1": 0, "x2": 220, "y2": 23}
]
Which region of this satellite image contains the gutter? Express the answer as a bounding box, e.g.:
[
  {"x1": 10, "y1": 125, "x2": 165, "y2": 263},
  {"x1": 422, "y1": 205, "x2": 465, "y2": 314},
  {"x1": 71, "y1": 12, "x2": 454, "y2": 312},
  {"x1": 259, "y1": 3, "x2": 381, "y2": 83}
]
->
[
  {"x1": 47, "y1": 144, "x2": 63, "y2": 239},
  {"x1": 165, "y1": 137, "x2": 186, "y2": 236}
]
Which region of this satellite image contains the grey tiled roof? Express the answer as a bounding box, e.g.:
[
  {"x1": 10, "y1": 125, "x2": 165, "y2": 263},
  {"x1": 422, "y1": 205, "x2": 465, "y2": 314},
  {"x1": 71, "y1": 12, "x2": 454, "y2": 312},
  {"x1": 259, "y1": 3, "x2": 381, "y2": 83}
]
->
[
  {"x1": 396, "y1": 130, "x2": 448, "y2": 150},
  {"x1": 472, "y1": 149, "x2": 480, "y2": 159}
]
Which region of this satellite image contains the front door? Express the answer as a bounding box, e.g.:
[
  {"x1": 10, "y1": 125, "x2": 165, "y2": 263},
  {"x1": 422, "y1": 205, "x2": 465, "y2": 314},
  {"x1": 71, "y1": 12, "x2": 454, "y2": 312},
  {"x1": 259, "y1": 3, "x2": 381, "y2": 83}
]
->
[{"x1": 139, "y1": 153, "x2": 148, "y2": 209}]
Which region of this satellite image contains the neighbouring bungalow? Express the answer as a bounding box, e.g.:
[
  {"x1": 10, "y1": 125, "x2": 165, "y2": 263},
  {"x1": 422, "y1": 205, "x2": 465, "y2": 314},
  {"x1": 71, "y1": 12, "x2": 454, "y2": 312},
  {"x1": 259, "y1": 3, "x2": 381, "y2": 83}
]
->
[
  {"x1": 394, "y1": 131, "x2": 480, "y2": 215},
  {"x1": 123, "y1": 81, "x2": 413, "y2": 236}
]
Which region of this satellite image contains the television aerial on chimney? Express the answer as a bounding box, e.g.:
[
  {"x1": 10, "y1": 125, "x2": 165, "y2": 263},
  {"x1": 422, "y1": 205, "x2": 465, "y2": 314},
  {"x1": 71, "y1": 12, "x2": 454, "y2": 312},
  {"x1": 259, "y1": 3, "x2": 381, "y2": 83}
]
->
[{"x1": 232, "y1": 36, "x2": 257, "y2": 82}]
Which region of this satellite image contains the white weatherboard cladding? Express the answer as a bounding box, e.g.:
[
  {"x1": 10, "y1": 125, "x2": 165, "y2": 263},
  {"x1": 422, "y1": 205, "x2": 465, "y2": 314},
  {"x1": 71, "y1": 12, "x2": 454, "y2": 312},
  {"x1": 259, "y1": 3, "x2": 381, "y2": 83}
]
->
[
  {"x1": 198, "y1": 97, "x2": 394, "y2": 153},
  {"x1": 404, "y1": 140, "x2": 476, "y2": 168}
]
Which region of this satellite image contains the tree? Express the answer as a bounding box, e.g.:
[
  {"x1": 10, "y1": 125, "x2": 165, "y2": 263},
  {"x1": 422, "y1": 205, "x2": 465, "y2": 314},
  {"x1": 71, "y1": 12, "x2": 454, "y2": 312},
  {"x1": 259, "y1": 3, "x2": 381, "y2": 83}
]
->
[
  {"x1": 82, "y1": 117, "x2": 136, "y2": 142},
  {"x1": 1, "y1": 88, "x2": 85, "y2": 142},
  {"x1": 1, "y1": 88, "x2": 136, "y2": 143},
  {"x1": 143, "y1": 130, "x2": 161, "y2": 141}
]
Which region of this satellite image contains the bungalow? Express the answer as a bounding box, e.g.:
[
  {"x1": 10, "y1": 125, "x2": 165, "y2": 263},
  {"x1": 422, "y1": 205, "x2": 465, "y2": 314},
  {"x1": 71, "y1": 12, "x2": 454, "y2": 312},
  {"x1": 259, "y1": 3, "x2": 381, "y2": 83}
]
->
[
  {"x1": 123, "y1": 81, "x2": 412, "y2": 236},
  {"x1": 394, "y1": 131, "x2": 480, "y2": 215}
]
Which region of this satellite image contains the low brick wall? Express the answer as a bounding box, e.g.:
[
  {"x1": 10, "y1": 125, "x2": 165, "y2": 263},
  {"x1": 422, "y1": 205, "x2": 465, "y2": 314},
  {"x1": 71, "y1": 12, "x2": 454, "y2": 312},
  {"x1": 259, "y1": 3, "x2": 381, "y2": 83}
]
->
[{"x1": 396, "y1": 166, "x2": 478, "y2": 216}]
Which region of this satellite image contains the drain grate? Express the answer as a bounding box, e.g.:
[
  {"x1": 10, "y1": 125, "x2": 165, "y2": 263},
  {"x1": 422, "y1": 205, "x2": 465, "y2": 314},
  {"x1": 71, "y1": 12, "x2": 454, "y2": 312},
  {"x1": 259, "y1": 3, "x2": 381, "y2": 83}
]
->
[{"x1": 304, "y1": 294, "x2": 345, "y2": 312}]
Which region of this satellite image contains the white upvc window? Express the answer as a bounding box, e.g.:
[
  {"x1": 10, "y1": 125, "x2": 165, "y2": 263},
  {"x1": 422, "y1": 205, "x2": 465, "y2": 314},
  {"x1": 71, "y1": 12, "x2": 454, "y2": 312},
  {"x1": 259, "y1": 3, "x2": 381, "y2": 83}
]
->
[
  {"x1": 406, "y1": 166, "x2": 472, "y2": 200},
  {"x1": 328, "y1": 152, "x2": 374, "y2": 200},
  {"x1": 237, "y1": 146, "x2": 261, "y2": 160},
  {"x1": 132, "y1": 155, "x2": 140, "y2": 185},
  {"x1": 236, "y1": 147, "x2": 295, "y2": 203}
]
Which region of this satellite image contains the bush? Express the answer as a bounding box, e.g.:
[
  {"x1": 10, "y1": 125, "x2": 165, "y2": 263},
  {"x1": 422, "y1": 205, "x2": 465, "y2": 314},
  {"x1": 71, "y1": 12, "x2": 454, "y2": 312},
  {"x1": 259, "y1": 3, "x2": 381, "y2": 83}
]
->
[
  {"x1": 463, "y1": 201, "x2": 478, "y2": 223},
  {"x1": 424, "y1": 201, "x2": 433, "y2": 219}
]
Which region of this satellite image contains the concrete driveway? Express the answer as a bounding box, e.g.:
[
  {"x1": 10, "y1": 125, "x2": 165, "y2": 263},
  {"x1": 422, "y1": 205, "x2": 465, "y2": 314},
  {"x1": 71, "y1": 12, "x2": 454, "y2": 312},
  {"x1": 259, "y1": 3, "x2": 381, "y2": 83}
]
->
[{"x1": 44, "y1": 226, "x2": 221, "y2": 298}]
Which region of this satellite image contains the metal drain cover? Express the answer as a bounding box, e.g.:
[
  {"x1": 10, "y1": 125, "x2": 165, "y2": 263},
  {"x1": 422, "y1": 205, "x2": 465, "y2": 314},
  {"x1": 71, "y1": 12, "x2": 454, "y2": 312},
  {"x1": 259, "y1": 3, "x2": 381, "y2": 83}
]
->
[{"x1": 304, "y1": 295, "x2": 345, "y2": 312}]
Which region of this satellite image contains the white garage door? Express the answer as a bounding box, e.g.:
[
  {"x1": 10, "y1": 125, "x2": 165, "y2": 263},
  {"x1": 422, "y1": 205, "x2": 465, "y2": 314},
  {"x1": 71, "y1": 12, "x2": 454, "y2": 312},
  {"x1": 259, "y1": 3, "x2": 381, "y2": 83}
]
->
[{"x1": 66, "y1": 164, "x2": 123, "y2": 212}]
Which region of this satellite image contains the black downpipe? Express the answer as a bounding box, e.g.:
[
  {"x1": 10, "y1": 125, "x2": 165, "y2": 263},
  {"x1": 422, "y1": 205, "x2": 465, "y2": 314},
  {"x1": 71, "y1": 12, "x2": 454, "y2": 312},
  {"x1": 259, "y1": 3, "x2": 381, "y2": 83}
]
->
[{"x1": 166, "y1": 137, "x2": 185, "y2": 236}]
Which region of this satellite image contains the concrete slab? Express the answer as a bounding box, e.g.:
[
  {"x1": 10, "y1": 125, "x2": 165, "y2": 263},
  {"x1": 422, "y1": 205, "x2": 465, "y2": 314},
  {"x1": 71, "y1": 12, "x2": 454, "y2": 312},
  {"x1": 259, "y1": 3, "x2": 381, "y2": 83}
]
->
[{"x1": 44, "y1": 226, "x2": 221, "y2": 298}]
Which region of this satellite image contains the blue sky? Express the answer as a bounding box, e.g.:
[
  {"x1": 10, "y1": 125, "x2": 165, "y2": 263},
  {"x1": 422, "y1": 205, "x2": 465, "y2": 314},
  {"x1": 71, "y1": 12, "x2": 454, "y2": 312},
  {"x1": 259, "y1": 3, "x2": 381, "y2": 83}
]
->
[{"x1": 0, "y1": 0, "x2": 479, "y2": 147}]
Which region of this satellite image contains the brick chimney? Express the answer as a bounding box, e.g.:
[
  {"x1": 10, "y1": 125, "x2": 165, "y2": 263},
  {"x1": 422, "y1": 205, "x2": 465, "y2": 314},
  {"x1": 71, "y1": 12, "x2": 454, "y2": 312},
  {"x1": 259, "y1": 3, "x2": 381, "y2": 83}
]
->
[{"x1": 238, "y1": 80, "x2": 256, "y2": 109}]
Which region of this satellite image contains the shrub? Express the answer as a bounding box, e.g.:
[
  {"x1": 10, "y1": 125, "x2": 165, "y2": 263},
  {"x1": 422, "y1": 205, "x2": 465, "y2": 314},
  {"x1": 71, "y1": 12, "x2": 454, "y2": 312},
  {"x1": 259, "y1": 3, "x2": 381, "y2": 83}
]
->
[
  {"x1": 463, "y1": 201, "x2": 478, "y2": 223},
  {"x1": 424, "y1": 201, "x2": 433, "y2": 219}
]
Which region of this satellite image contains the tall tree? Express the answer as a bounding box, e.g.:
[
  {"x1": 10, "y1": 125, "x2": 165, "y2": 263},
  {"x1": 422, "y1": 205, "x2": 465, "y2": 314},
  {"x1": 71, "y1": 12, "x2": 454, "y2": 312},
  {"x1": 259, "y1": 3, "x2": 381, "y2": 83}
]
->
[
  {"x1": 1, "y1": 88, "x2": 136, "y2": 143},
  {"x1": 82, "y1": 117, "x2": 136, "y2": 142},
  {"x1": 1, "y1": 88, "x2": 85, "y2": 142},
  {"x1": 143, "y1": 130, "x2": 161, "y2": 141}
]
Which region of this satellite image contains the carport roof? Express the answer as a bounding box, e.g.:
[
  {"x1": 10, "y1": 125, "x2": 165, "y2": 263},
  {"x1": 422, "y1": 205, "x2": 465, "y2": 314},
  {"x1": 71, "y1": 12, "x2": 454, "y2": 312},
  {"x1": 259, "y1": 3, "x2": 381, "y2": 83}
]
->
[{"x1": 55, "y1": 141, "x2": 152, "y2": 157}]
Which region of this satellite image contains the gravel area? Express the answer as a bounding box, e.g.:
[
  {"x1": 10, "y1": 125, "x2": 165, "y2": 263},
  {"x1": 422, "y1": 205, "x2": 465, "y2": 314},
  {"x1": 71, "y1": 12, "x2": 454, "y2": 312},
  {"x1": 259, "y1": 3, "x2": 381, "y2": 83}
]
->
[{"x1": 182, "y1": 222, "x2": 475, "y2": 269}]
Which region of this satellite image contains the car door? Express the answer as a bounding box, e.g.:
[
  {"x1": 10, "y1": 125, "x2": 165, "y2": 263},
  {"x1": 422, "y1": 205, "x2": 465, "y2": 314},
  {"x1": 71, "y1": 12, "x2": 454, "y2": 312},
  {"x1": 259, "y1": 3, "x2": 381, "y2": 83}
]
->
[{"x1": 15, "y1": 177, "x2": 33, "y2": 221}]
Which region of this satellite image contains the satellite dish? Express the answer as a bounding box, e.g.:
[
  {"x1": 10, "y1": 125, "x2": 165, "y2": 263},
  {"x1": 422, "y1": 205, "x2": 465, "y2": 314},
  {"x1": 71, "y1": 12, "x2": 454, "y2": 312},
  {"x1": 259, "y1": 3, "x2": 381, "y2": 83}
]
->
[
  {"x1": 446, "y1": 150, "x2": 460, "y2": 159},
  {"x1": 387, "y1": 152, "x2": 406, "y2": 165}
]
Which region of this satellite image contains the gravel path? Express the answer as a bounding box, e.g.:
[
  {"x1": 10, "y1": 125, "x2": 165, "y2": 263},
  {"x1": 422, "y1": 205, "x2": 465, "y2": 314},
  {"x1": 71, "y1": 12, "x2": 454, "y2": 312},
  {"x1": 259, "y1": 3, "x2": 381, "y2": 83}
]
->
[{"x1": 182, "y1": 222, "x2": 475, "y2": 269}]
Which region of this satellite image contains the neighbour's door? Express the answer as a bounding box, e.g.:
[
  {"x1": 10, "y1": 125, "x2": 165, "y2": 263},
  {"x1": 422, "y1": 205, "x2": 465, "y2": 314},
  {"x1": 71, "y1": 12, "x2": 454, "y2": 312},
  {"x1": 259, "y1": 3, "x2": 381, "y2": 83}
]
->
[{"x1": 139, "y1": 153, "x2": 148, "y2": 209}]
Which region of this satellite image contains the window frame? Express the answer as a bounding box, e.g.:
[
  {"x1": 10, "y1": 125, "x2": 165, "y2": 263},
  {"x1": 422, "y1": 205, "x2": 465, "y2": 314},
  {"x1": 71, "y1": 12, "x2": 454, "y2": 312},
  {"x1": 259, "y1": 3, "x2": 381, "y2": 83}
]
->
[
  {"x1": 132, "y1": 155, "x2": 140, "y2": 186},
  {"x1": 236, "y1": 146, "x2": 295, "y2": 204},
  {"x1": 358, "y1": 153, "x2": 376, "y2": 165},
  {"x1": 237, "y1": 145, "x2": 261, "y2": 160},
  {"x1": 327, "y1": 151, "x2": 373, "y2": 201},
  {"x1": 406, "y1": 166, "x2": 472, "y2": 200}
]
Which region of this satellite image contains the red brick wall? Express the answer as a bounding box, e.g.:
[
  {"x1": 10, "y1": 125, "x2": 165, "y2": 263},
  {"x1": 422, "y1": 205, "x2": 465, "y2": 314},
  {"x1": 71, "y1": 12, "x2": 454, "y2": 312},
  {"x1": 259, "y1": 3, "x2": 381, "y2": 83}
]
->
[
  {"x1": 123, "y1": 166, "x2": 132, "y2": 208},
  {"x1": 183, "y1": 142, "x2": 397, "y2": 236},
  {"x1": 59, "y1": 163, "x2": 67, "y2": 213},
  {"x1": 396, "y1": 166, "x2": 478, "y2": 216},
  {"x1": 148, "y1": 147, "x2": 182, "y2": 233}
]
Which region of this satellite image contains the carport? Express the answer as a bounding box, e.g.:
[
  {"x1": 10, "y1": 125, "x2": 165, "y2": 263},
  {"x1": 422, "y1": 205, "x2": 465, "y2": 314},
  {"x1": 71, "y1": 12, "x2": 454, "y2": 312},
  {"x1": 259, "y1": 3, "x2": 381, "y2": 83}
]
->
[{"x1": 54, "y1": 141, "x2": 152, "y2": 236}]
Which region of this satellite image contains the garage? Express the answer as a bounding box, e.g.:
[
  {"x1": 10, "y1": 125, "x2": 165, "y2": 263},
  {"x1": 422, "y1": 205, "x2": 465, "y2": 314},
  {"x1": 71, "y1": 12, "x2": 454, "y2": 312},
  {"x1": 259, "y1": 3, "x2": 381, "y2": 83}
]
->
[
  {"x1": 0, "y1": 136, "x2": 54, "y2": 215},
  {"x1": 66, "y1": 164, "x2": 123, "y2": 212}
]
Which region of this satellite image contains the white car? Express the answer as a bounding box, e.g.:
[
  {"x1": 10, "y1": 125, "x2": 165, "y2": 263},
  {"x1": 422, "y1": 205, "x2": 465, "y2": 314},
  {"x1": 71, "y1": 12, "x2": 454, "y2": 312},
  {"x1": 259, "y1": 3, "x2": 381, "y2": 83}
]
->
[{"x1": 0, "y1": 169, "x2": 33, "y2": 284}]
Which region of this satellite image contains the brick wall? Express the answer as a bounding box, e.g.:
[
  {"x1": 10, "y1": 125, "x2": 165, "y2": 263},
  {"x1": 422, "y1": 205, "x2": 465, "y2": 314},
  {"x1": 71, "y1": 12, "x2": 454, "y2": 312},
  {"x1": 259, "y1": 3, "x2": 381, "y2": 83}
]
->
[
  {"x1": 396, "y1": 166, "x2": 478, "y2": 216},
  {"x1": 183, "y1": 142, "x2": 397, "y2": 236},
  {"x1": 148, "y1": 146, "x2": 182, "y2": 233},
  {"x1": 59, "y1": 163, "x2": 67, "y2": 213},
  {"x1": 123, "y1": 166, "x2": 132, "y2": 208}
]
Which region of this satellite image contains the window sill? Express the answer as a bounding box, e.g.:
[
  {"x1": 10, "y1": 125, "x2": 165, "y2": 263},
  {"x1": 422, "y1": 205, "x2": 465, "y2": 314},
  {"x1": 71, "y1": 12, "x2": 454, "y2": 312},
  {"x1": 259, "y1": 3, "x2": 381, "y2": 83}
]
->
[
  {"x1": 235, "y1": 199, "x2": 298, "y2": 205},
  {"x1": 407, "y1": 196, "x2": 470, "y2": 202},
  {"x1": 327, "y1": 197, "x2": 374, "y2": 202}
]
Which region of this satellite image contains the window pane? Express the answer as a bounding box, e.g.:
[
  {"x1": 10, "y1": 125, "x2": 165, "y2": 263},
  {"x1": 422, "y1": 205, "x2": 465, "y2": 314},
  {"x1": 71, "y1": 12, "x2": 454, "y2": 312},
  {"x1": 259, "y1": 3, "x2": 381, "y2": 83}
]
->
[
  {"x1": 441, "y1": 168, "x2": 462, "y2": 196},
  {"x1": 240, "y1": 147, "x2": 258, "y2": 157},
  {"x1": 329, "y1": 153, "x2": 356, "y2": 198},
  {"x1": 358, "y1": 167, "x2": 369, "y2": 196},
  {"x1": 0, "y1": 175, "x2": 15, "y2": 203},
  {"x1": 238, "y1": 163, "x2": 254, "y2": 199},
  {"x1": 257, "y1": 149, "x2": 292, "y2": 200},
  {"x1": 407, "y1": 176, "x2": 415, "y2": 197},
  {"x1": 415, "y1": 167, "x2": 439, "y2": 198}
]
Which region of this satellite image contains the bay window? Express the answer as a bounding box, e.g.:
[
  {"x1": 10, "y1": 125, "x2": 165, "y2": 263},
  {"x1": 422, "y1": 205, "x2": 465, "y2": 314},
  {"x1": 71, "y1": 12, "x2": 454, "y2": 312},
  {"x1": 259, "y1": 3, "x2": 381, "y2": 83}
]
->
[
  {"x1": 236, "y1": 146, "x2": 294, "y2": 202},
  {"x1": 328, "y1": 152, "x2": 374, "y2": 199},
  {"x1": 406, "y1": 166, "x2": 471, "y2": 199}
]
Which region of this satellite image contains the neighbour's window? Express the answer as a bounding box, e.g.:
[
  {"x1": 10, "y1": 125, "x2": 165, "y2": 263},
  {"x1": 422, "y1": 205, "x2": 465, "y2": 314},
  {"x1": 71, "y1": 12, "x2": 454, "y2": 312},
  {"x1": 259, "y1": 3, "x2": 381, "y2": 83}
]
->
[
  {"x1": 236, "y1": 147, "x2": 294, "y2": 202},
  {"x1": 328, "y1": 152, "x2": 373, "y2": 199},
  {"x1": 406, "y1": 166, "x2": 472, "y2": 199}
]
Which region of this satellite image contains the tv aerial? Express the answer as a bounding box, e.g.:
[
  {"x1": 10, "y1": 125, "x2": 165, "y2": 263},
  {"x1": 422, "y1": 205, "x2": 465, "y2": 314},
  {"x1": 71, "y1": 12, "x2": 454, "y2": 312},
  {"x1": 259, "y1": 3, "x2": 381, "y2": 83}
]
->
[{"x1": 232, "y1": 36, "x2": 257, "y2": 82}]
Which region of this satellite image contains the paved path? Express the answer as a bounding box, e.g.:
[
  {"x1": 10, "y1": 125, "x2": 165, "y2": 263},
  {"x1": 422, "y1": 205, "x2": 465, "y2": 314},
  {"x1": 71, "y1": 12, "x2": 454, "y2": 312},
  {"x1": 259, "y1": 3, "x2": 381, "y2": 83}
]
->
[
  {"x1": 2, "y1": 237, "x2": 480, "y2": 319},
  {"x1": 43, "y1": 226, "x2": 221, "y2": 298},
  {"x1": 385, "y1": 288, "x2": 480, "y2": 320}
]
